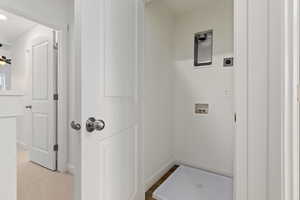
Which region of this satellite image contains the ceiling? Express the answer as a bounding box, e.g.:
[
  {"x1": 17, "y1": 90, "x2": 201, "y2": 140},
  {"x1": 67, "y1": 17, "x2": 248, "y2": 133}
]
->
[
  {"x1": 162, "y1": 0, "x2": 218, "y2": 15},
  {"x1": 0, "y1": 9, "x2": 37, "y2": 45}
]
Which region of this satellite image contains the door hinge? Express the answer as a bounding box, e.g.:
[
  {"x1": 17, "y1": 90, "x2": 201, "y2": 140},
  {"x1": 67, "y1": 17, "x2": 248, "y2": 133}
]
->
[
  {"x1": 53, "y1": 94, "x2": 58, "y2": 101},
  {"x1": 53, "y1": 144, "x2": 58, "y2": 152},
  {"x1": 234, "y1": 113, "x2": 237, "y2": 123}
]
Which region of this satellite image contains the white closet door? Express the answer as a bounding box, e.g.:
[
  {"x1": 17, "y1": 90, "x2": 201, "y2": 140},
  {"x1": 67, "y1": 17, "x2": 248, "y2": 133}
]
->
[{"x1": 29, "y1": 30, "x2": 57, "y2": 171}]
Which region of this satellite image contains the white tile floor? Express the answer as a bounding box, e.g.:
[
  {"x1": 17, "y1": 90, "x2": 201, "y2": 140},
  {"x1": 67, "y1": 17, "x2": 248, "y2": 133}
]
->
[
  {"x1": 153, "y1": 165, "x2": 233, "y2": 200},
  {"x1": 17, "y1": 151, "x2": 73, "y2": 200}
]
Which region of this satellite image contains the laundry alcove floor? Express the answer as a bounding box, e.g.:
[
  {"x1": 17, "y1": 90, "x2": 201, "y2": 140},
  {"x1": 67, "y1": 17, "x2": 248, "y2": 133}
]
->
[
  {"x1": 146, "y1": 165, "x2": 233, "y2": 200},
  {"x1": 17, "y1": 151, "x2": 73, "y2": 200}
]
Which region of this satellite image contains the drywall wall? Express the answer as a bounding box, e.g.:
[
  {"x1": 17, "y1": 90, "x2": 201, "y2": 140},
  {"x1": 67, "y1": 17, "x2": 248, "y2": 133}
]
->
[
  {"x1": 11, "y1": 25, "x2": 54, "y2": 148},
  {"x1": 172, "y1": 0, "x2": 234, "y2": 176},
  {"x1": 144, "y1": 1, "x2": 175, "y2": 189},
  {"x1": 174, "y1": 0, "x2": 233, "y2": 61},
  {"x1": 0, "y1": 0, "x2": 73, "y2": 28}
]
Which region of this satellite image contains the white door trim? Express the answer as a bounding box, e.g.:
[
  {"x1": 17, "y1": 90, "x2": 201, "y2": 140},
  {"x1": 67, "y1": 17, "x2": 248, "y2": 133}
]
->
[
  {"x1": 234, "y1": 0, "x2": 248, "y2": 199},
  {"x1": 56, "y1": 27, "x2": 69, "y2": 172},
  {"x1": 0, "y1": 7, "x2": 70, "y2": 172},
  {"x1": 282, "y1": 0, "x2": 299, "y2": 199},
  {"x1": 138, "y1": 0, "x2": 146, "y2": 194},
  {"x1": 235, "y1": 0, "x2": 300, "y2": 200}
]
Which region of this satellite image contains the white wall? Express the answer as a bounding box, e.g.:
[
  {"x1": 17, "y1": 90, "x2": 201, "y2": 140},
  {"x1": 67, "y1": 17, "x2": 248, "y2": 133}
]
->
[
  {"x1": 173, "y1": 0, "x2": 233, "y2": 61},
  {"x1": 172, "y1": 0, "x2": 234, "y2": 176},
  {"x1": 173, "y1": 59, "x2": 234, "y2": 176},
  {"x1": 144, "y1": 1, "x2": 175, "y2": 189},
  {"x1": 173, "y1": 0, "x2": 234, "y2": 175},
  {"x1": 0, "y1": 0, "x2": 72, "y2": 28}
]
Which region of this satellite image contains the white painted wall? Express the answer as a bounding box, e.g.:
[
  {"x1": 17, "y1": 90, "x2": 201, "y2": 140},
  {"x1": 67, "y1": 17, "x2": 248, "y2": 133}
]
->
[
  {"x1": 172, "y1": 0, "x2": 234, "y2": 176},
  {"x1": 173, "y1": 0, "x2": 233, "y2": 61},
  {"x1": 0, "y1": 93, "x2": 24, "y2": 200},
  {"x1": 144, "y1": 1, "x2": 175, "y2": 189},
  {"x1": 0, "y1": 0, "x2": 72, "y2": 28},
  {"x1": 173, "y1": 59, "x2": 234, "y2": 176}
]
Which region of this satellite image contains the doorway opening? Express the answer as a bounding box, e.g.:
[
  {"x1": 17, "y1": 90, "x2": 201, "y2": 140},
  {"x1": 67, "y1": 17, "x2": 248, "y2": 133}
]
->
[
  {"x1": 143, "y1": 0, "x2": 234, "y2": 199},
  {"x1": 0, "y1": 8, "x2": 72, "y2": 200}
]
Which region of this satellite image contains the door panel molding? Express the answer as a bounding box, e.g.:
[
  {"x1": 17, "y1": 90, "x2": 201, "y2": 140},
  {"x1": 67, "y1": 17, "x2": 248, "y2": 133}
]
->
[
  {"x1": 32, "y1": 112, "x2": 49, "y2": 151},
  {"x1": 29, "y1": 28, "x2": 57, "y2": 171},
  {"x1": 79, "y1": 0, "x2": 143, "y2": 199},
  {"x1": 104, "y1": 0, "x2": 136, "y2": 97},
  {"x1": 32, "y1": 41, "x2": 49, "y2": 100},
  {"x1": 101, "y1": 127, "x2": 138, "y2": 200}
]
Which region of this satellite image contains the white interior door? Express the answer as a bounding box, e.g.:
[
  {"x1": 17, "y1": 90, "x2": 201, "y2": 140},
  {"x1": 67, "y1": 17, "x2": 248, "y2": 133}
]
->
[
  {"x1": 79, "y1": 0, "x2": 143, "y2": 199},
  {"x1": 29, "y1": 30, "x2": 57, "y2": 171}
]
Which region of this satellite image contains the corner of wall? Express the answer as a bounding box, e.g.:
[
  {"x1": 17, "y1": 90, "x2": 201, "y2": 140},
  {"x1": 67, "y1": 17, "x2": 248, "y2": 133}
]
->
[{"x1": 144, "y1": 159, "x2": 176, "y2": 191}]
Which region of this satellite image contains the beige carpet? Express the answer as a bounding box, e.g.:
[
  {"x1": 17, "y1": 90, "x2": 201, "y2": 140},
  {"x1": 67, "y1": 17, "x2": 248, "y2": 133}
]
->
[{"x1": 17, "y1": 151, "x2": 73, "y2": 200}]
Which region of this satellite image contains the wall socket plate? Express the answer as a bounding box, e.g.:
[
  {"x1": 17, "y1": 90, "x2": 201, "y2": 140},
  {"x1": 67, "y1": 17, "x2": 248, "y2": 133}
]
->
[
  {"x1": 223, "y1": 57, "x2": 234, "y2": 67},
  {"x1": 195, "y1": 104, "x2": 209, "y2": 114}
]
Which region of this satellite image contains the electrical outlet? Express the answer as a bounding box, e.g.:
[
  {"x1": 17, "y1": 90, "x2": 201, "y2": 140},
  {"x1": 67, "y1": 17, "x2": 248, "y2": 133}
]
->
[
  {"x1": 223, "y1": 57, "x2": 234, "y2": 67},
  {"x1": 195, "y1": 104, "x2": 209, "y2": 114}
]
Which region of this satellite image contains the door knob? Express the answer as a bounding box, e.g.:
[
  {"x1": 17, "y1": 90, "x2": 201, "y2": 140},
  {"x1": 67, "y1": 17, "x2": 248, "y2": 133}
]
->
[
  {"x1": 71, "y1": 121, "x2": 81, "y2": 131},
  {"x1": 86, "y1": 117, "x2": 105, "y2": 133}
]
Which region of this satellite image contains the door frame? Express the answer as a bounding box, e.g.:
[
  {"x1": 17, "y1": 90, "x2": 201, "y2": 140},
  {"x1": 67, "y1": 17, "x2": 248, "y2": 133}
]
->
[
  {"x1": 0, "y1": 6, "x2": 70, "y2": 172},
  {"x1": 234, "y1": 0, "x2": 248, "y2": 198},
  {"x1": 282, "y1": 0, "x2": 299, "y2": 200},
  {"x1": 235, "y1": 0, "x2": 300, "y2": 200}
]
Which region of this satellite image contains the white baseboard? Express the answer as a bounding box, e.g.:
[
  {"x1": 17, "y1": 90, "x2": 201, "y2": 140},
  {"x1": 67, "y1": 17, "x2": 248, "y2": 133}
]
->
[
  {"x1": 144, "y1": 159, "x2": 176, "y2": 192},
  {"x1": 67, "y1": 163, "x2": 76, "y2": 175},
  {"x1": 17, "y1": 141, "x2": 29, "y2": 151}
]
